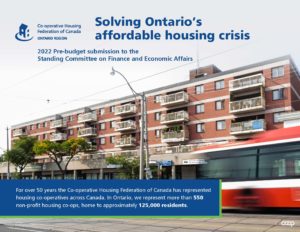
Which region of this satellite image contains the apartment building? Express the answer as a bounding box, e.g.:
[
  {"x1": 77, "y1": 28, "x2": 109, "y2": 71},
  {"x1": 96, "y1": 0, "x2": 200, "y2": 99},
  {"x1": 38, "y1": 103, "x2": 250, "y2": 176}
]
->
[{"x1": 3, "y1": 55, "x2": 300, "y2": 180}]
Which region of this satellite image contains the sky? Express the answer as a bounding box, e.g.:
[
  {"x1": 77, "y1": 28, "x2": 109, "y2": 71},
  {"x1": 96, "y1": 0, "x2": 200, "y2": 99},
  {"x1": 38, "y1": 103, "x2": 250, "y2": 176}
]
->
[{"x1": 0, "y1": 0, "x2": 300, "y2": 153}]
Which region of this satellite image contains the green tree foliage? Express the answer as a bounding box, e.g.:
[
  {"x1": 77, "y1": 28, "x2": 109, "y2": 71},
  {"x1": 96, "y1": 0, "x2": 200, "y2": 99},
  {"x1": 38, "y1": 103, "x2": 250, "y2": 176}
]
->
[
  {"x1": 33, "y1": 138, "x2": 90, "y2": 179},
  {"x1": 106, "y1": 155, "x2": 139, "y2": 179},
  {"x1": 5, "y1": 136, "x2": 36, "y2": 179}
]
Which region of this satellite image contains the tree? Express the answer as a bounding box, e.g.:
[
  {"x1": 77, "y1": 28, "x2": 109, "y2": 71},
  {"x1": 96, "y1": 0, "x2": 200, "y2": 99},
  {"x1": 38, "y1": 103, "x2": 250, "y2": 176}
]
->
[
  {"x1": 106, "y1": 155, "x2": 139, "y2": 179},
  {"x1": 33, "y1": 138, "x2": 90, "y2": 179},
  {"x1": 5, "y1": 136, "x2": 36, "y2": 179}
]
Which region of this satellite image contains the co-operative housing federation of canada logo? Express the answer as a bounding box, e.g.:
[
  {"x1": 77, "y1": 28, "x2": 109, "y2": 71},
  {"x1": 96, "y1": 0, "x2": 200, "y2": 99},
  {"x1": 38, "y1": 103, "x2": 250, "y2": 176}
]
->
[{"x1": 15, "y1": 23, "x2": 33, "y2": 41}]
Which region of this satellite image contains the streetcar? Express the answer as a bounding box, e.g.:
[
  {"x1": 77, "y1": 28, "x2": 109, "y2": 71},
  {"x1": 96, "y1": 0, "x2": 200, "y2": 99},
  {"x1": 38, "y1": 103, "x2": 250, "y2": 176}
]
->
[{"x1": 194, "y1": 126, "x2": 300, "y2": 209}]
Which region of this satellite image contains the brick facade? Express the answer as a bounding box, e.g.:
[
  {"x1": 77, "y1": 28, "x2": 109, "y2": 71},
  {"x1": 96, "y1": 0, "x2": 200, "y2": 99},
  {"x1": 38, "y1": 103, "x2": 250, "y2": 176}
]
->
[{"x1": 11, "y1": 56, "x2": 300, "y2": 159}]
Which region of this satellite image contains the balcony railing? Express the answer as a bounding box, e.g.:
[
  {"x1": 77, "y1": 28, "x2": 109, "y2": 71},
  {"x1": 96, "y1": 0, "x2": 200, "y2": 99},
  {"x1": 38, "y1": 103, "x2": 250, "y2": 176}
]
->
[
  {"x1": 150, "y1": 144, "x2": 197, "y2": 155},
  {"x1": 86, "y1": 142, "x2": 97, "y2": 151},
  {"x1": 105, "y1": 150, "x2": 138, "y2": 158},
  {"x1": 50, "y1": 133, "x2": 67, "y2": 141},
  {"x1": 78, "y1": 127, "x2": 97, "y2": 137},
  {"x1": 161, "y1": 111, "x2": 189, "y2": 124},
  {"x1": 230, "y1": 96, "x2": 265, "y2": 113},
  {"x1": 229, "y1": 74, "x2": 265, "y2": 92},
  {"x1": 115, "y1": 104, "x2": 136, "y2": 116},
  {"x1": 161, "y1": 129, "x2": 189, "y2": 143},
  {"x1": 12, "y1": 128, "x2": 26, "y2": 137},
  {"x1": 24, "y1": 163, "x2": 42, "y2": 172},
  {"x1": 50, "y1": 119, "x2": 66, "y2": 129},
  {"x1": 77, "y1": 112, "x2": 97, "y2": 123},
  {"x1": 160, "y1": 91, "x2": 189, "y2": 106},
  {"x1": 115, "y1": 136, "x2": 136, "y2": 147},
  {"x1": 230, "y1": 119, "x2": 266, "y2": 135},
  {"x1": 115, "y1": 120, "x2": 136, "y2": 131}
]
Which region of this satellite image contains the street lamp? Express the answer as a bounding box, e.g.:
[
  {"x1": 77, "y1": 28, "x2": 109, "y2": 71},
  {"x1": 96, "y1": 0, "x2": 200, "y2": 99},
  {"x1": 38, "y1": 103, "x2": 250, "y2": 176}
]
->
[
  {"x1": 110, "y1": 67, "x2": 150, "y2": 180},
  {"x1": 6, "y1": 127, "x2": 10, "y2": 180}
]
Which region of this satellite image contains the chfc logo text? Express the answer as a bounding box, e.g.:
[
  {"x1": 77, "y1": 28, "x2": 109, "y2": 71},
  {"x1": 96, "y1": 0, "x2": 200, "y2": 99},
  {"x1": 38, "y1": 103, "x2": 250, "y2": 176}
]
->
[
  {"x1": 280, "y1": 220, "x2": 295, "y2": 227},
  {"x1": 15, "y1": 23, "x2": 33, "y2": 41}
]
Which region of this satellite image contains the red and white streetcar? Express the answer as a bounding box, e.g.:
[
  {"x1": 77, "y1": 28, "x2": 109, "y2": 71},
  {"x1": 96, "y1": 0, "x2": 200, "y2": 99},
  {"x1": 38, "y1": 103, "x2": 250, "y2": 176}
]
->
[{"x1": 194, "y1": 126, "x2": 300, "y2": 209}]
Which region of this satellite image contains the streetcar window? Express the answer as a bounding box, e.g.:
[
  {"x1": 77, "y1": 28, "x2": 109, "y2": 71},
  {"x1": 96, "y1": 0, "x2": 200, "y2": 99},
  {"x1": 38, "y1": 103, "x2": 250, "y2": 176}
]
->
[
  {"x1": 296, "y1": 160, "x2": 300, "y2": 174},
  {"x1": 259, "y1": 142, "x2": 300, "y2": 154},
  {"x1": 207, "y1": 148, "x2": 257, "y2": 159},
  {"x1": 202, "y1": 155, "x2": 256, "y2": 180},
  {"x1": 259, "y1": 151, "x2": 300, "y2": 178}
]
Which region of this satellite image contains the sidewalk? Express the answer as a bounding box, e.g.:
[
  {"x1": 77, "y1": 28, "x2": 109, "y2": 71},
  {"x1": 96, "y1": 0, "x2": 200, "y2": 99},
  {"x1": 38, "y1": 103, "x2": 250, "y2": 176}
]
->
[{"x1": 0, "y1": 213, "x2": 299, "y2": 232}]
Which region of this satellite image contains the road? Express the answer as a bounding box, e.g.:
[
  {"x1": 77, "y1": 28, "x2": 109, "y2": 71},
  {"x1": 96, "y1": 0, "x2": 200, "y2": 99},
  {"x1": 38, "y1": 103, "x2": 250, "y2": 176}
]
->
[{"x1": 0, "y1": 213, "x2": 299, "y2": 232}]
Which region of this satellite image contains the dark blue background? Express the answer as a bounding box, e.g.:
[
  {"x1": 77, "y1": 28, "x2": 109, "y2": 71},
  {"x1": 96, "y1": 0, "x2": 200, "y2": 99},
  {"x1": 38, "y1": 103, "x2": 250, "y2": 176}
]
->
[{"x1": 0, "y1": 180, "x2": 220, "y2": 216}]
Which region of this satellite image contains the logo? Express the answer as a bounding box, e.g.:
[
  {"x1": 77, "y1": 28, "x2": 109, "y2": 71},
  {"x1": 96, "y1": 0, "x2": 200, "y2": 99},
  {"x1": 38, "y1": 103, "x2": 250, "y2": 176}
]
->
[
  {"x1": 15, "y1": 23, "x2": 33, "y2": 41},
  {"x1": 280, "y1": 220, "x2": 295, "y2": 227}
]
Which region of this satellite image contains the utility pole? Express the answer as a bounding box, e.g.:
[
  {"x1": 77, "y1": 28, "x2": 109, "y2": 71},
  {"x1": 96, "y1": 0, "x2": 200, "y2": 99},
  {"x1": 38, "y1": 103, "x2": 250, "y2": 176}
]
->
[
  {"x1": 110, "y1": 68, "x2": 149, "y2": 180},
  {"x1": 139, "y1": 92, "x2": 145, "y2": 180},
  {"x1": 143, "y1": 94, "x2": 151, "y2": 179},
  {"x1": 6, "y1": 127, "x2": 10, "y2": 180}
]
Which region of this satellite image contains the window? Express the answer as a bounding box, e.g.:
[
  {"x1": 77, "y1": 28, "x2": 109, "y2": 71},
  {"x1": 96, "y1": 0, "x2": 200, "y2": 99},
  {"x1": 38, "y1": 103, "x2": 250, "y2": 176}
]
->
[
  {"x1": 272, "y1": 66, "x2": 284, "y2": 78},
  {"x1": 154, "y1": 112, "x2": 161, "y2": 121},
  {"x1": 99, "y1": 108, "x2": 105, "y2": 115},
  {"x1": 100, "y1": 122, "x2": 106, "y2": 130},
  {"x1": 110, "y1": 121, "x2": 116, "y2": 128},
  {"x1": 273, "y1": 112, "x2": 284, "y2": 123},
  {"x1": 155, "y1": 129, "x2": 160, "y2": 138},
  {"x1": 195, "y1": 85, "x2": 204, "y2": 94},
  {"x1": 43, "y1": 134, "x2": 47, "y2": 140},
  {"x1": 68, "y1": 129, "x2": 74, "y2": 136},
  {"x1": 43, "y1": 122, "x2": 47, "y2": 128},
  {"x1": 154, "y1": 95, "x2": 161, "y2": 103},
  {"x1": 110, "y1": 136, "x2": 115, "y2": 144},
  {"x1": 69, "y1": 115, "x2": 74, "y2": 122},
  {"x1": 272, "y1": 88, "x2": 284, "y2": 100},
  {"x1": 30, "y1": 125, "x2": 34, "y2": 130},
  {"x1": 110, "y1": 106, "x2": 115, "y2": 113},
  {"x1": 196, "y1": 104, "x2": 204, "y2": 113},
  {"x1": 215, "y1": 100, "x2": 225, "y2": 110},
  {"x1": 37, "y1": 123, "x2": 41, "y2": 129},
  {"x1": 196, "y1": 123, "x2": 205, "y2": 133},
  {"x1": 202, "y1": 156, "x2": 257, "y2": 180},
  {"x1": 215, "y1": 80, "x2": 224, "y2": 90},
  {"x1": 100, "y1": 137, "x2": 106, "y2": 145},
  {"x1": 216, "y1": 120, "x2": 226, "y2": 130},
  {"x1": 259, "y1": 151, "x2": 300, "y2": 178}
]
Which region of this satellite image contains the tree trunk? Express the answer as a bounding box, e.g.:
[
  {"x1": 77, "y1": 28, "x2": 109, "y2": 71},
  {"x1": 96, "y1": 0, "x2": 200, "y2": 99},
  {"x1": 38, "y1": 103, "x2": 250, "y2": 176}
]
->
[
  {"x1": 53, "y1": 159, "x2": 64, "y2": 180},
  {"x1": 61, "y1": 170, "x2": 65, "y2": 180},
  {"x1": 19, "y1": 168, "x2": 23, "y2": 180}
]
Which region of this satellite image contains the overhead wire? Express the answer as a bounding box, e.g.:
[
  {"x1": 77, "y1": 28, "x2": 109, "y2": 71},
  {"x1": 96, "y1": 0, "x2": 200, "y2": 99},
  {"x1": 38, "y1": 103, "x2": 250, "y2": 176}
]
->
[{"x1": 7, "y1": 43, "x2": 254, "y2": 121}]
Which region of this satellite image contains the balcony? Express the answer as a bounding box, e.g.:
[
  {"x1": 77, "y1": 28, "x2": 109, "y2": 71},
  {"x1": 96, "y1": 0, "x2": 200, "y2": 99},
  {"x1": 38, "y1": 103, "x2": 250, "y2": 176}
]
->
[
  {"x1": 230, "y1": 96, "x2": 265, "y2": 114},
  {"x1": 115, "y1": 120, "x2": 136, "y2": 131},
  {"x1": 115, "y1": 103, "x2": 136, "y2": 116},
  {"x1": 50, "y1": 119, "x2": 66, "y2": 129},
  {"x1": 161, "y1": 127, "x2": 189, "y2": 143},
  {"x1": 105, "y1": 150, "x2": 138, "y2": 157},
  {"x1": 229, "y1": 74, "x2": 265, "y2": 92},
  {"x1": 50, "y1": 133, "x2": 67, "y2": 141},
  {"x1": 78, "y1": 127, "x2": 97, "y2": 137},
  {"x1": 115, "y1": 136, "x2": 136, "y2": 147},
  {"x1": 24, "y1": 163, "x2": 42, "y2": 172},
  {"x1": 160, "y1": 91, "x2": 189, "y2": 107},
  {"x1": 231, "y1": 119, "x2": 266, "y2": 135},
  {"x1": 150, "y1": 144, "x2": 197, "y2": 155},
  {"x1": 77, "y1": 112, "x2": 97, "y2": 123},
  {"x1": 87, "y1": 142, "x2": 97, "y2": 151},
  {"x1": 12, "y1": 128, "x2": 26, "y2": 137},
  {"x1": 161, "y1": 111, "x2": 189, "y2": 124}
]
